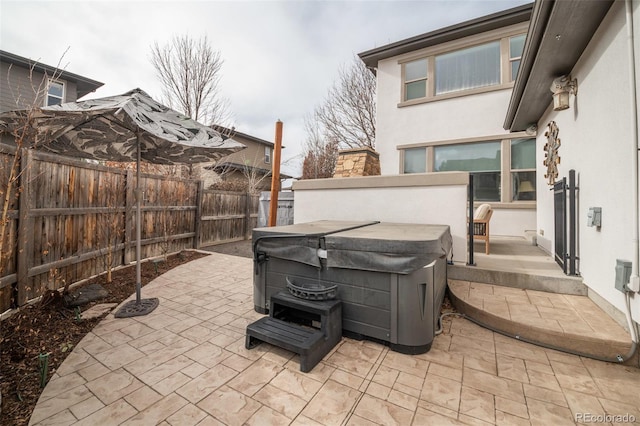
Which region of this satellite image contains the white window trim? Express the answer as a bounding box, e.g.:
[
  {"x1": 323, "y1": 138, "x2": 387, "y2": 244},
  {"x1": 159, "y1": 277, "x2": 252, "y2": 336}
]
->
[
  {"x1": 45, "y1": 79, "x2": 65, "y2": 106},
  {"x1": 397, "y1": 131, "x2": 536, "y2": 206},
  {"x1": 264, "y1": 146, "x2": 271, "y2": 164},
  {"x1": 397, "y1": 22, "x2": 528, "y2": 106}
]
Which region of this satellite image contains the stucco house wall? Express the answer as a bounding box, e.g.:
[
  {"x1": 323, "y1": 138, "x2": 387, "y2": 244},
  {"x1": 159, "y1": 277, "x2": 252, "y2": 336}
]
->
[
  {"x1": 374, "y1": 24, "x2": 536, "y2": 237},
  {"x1": 534, "y1": 0, "x2": 639, "y2": 324}
]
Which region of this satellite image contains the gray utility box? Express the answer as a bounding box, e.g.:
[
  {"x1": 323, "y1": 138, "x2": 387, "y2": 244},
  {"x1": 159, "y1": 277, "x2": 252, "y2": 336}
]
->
[{"x1": 252, "y1": 220, "x2": 452, "y2": 354}]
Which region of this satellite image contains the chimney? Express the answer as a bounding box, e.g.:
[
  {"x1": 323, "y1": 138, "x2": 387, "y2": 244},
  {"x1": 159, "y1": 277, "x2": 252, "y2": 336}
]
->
[{"x1": 333, "y1": 147, "x2": 381, "y2": 178}]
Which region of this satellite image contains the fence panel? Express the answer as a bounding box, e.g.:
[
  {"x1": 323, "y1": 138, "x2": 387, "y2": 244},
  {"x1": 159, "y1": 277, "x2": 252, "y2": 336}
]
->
[
  {"x1": 0, "y1": 146, "x2": 19, "y2": 310},
  {"x1": 200, "y1": 190, "x2": 259, "y2": 246},
  {"x1": 0, "y1": 144, "x2": 263, "y2": 313}
]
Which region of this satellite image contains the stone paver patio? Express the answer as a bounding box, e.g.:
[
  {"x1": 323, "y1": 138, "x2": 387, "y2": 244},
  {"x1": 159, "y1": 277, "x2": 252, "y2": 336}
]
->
[{"x1": 30, "y1": 252, "x2": 640, "y2": 425}]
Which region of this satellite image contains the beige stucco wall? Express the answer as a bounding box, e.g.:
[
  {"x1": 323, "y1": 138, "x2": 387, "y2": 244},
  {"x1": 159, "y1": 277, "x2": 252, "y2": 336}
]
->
[
  {"x1": 534, "y1": 0, "x2": 639, "y2": 325},
  {"x1": 373, "y1": 23, "x2": 535, "y2": 237},
  {"x1": 293, "y1": 172, "x2": 469, "y2": 263}
]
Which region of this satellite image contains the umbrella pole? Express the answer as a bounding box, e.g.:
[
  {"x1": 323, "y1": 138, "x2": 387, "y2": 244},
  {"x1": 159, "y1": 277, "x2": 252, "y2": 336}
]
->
[
  {"x1": 135, "y1": 140, "x2": 142, "y2": 304},
  {"x1": 114, "y1": 134, "x2": 159, "y2": 318}
]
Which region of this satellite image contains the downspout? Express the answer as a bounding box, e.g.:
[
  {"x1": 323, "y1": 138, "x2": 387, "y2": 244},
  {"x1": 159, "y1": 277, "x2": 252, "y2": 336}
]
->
[{"x1": 624, "y1": 0, "x2": 639, "y2": 357}]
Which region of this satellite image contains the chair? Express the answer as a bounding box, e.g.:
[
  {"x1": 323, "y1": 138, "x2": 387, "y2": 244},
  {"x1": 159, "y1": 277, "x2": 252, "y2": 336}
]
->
[{"x1": 472, "y1": 203, "x2": 493, "y2": 255}]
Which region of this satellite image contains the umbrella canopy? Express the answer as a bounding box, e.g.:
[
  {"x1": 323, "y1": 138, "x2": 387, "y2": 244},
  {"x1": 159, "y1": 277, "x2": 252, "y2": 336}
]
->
[
  {"x1": 0, "y1": 88, "x2": 245, "y2": 317},
  {"x1": 0, "y1": 88, "x2": 244, "y2": 164}
]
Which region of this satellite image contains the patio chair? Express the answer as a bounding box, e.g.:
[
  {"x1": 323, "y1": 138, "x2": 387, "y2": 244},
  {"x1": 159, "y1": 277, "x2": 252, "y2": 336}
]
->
[{"x1": 472, "y1": 203, "x2": 493, "y2": 255}]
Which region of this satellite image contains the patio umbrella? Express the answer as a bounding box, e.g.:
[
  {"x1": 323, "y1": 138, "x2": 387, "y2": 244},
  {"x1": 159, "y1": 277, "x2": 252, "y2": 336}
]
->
[{"x1": 0, "y1": 88, "x2": 245, "y2": 317}]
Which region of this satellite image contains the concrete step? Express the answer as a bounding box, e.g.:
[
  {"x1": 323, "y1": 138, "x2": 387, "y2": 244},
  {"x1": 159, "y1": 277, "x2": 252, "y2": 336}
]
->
[
  {"x1": 448, "y1": 263, "x2": 587, "y2": 295},
  {"x1": 447, "y1": 279, "x2": 637, "y2": 366}
]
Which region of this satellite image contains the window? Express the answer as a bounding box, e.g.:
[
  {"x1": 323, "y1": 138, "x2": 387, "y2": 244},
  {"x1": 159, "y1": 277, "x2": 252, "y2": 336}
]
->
[
  {"x1": 403, "y1": 147, "x2": 427, "y2": 173},
  {"x1": 435, "y1": 141, "x2": 501, "y2": 201},
  {"x1": 401, "y1": 31, "x2": 526, "y2": 102},
  {"x1": 435, "y1": 41, "x2": 500, "y2": 95},
  {"x1": 404, "y1": 59, "x2": 428, "y2": 101},
  {"x1": 511, "y1": 138, "x2": 536, "y2": 201},
  {"x1": 265, "y1": 146, "x2": 271, "y2": 164},
  {"x1": 399, "y1": 135, "x2": 536, "y2": 203},
  {"x1": 46, "y1": 80, "x2": 64, "y2": 106},
  {"x1": 509, "y1": 34, "x2": 525, "y2": 81}
]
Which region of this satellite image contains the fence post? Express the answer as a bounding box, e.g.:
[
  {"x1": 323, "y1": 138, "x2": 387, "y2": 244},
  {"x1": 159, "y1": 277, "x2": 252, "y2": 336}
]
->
[
  {"x1": 124, "y1": 169, "x2": 134, "y2": 264},
  {"x1": 244, "y1": 192, "x2": 252, "y2": 240},
  {"x1": 16, "y1": 148, "x2": 32, "y2": 306},
  {"x1": 194, "y1": 180, "x2": 203, "y2": 249}
]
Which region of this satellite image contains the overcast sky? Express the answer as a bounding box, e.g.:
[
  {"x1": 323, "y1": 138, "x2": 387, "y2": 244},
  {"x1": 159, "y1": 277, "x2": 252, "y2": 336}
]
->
[{"x1": 1, "y1": 0, "x2": 529, "y2": 176}]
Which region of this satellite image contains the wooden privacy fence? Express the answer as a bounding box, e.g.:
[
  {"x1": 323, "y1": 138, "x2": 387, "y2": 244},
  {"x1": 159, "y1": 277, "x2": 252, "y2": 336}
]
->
[{"x1": 0, "y1": 145, "x2": 260, "y2": 313}]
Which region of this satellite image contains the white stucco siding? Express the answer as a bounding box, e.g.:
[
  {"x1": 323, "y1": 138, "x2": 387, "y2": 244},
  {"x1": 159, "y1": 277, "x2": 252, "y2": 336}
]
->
[
  {"x1": 375, "y1": 56, "x2": 516, "y2": 176},
  {"x1": 536, "y1": 0, "x2": 639, "y2": 322}
]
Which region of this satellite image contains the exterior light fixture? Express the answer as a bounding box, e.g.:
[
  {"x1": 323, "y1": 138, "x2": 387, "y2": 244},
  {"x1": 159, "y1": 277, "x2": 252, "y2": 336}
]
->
[{"x1": 550, "y1": 75, "x2": 578, "y2": 111}]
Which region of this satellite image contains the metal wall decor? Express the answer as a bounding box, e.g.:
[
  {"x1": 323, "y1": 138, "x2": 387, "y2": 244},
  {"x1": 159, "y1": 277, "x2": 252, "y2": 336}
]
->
[{"x1": 543, "y1": 121, "x2": 561, "y2": 185}]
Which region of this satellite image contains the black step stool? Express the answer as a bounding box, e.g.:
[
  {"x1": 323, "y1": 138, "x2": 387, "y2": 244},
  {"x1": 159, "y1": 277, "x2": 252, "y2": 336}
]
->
[{"x1": 246, "y1": 291, "x2": 342, "y2": 372}]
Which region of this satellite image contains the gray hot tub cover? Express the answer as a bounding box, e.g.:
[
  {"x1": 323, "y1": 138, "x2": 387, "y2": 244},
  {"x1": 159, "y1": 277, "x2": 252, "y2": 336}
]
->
[
  {"x1": 324, "y1": 223, "x2": 452, "y2": 274},
  {"x1": 253, "y1": 221, "x2": 452, "y2": 274}
]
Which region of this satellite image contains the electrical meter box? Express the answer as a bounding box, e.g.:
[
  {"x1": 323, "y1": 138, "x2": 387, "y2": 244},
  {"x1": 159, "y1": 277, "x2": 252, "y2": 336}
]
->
[
  {"x1": 587, "y1": 207, "x2": 602, "y2": 227},
  {"x1": 615, "y1": 259, "x2": 632, "y2": 292}
]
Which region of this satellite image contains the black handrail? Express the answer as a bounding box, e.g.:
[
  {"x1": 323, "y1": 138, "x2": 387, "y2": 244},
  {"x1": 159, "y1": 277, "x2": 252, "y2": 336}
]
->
[{"x1": 467, "y1": 174, "x2": 476, "y2": 266}]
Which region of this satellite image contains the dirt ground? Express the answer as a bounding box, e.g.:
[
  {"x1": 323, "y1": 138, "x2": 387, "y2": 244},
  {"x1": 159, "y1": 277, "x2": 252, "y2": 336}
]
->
[{"x1": 0, "y1": 250, "x2": 209, "y2": 426}]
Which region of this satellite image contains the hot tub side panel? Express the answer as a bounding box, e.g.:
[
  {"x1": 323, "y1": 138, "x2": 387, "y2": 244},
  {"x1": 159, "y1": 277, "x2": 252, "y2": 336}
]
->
[
  {"x1": 254, "y1": 256, "x2": 447, "y2": 353},
  {"x1": 256, "y1": 257, "x2": 392, "y2": 342}
]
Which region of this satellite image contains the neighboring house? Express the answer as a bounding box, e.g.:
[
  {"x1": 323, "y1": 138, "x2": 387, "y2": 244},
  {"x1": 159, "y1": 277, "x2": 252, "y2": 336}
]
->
[
  {"x1": 0, "y1": 50, "x2": 103, "y2": 112},
  {"x1": 200, "y1": 126, "x2": 291, "y2": 192},
  {"x1": 504, "y1": 0, "x2": 639, "y2": 334},
  {"x1": 359, "y1": 4, "x2": 535, "y2": 237}
]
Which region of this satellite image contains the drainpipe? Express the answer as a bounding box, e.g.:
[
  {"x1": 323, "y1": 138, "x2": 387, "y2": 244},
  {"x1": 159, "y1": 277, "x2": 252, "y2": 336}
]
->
[{"x1": 624, "y1": 0, "x2": 639, "y2": 354}]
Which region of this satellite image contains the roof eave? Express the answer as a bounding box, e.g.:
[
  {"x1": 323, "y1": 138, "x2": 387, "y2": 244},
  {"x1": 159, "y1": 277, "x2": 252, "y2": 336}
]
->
[
  {"x1": 358, "y1": 3, "x2": 533, "y2": 68},
  {"x1": 0, "y1": 50, "x2": 104, "y2": 99},
  {"x1": 504, "y1": 0, "x2": 614, "y2": 132}
]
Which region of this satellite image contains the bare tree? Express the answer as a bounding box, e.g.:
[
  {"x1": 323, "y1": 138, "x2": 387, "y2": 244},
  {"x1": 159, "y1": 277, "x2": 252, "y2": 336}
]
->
[
  {"x1": 301, "y1": 117, "x2": 339, "y2": 179},
  {"x1": 313, "y1": 56, "x2": 376, "y2": 149},
  {"x1": 150, "y1": 35, "x2": 232, "y2": 126}
]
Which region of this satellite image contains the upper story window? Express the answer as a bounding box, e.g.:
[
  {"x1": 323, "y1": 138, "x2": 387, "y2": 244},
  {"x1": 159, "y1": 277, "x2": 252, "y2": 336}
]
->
[
  {"x1": 435, "y1": 41, "x2": 500, "y2": 95},
  {"x1": 46, "y1": 80, "x2": 64, "y2": 106},
  {"x1": 404, "y1": 59, "x2": 428, "y2": 101},
  {"x1": 401, "y1": 31, "x2": 526, "y2": 103},
  {"x1": 265, "y1": 146, "x2": 271, "y2": 164},
  {"x1": 509, "y1": 34, "x2": 526, "y2": 81}
]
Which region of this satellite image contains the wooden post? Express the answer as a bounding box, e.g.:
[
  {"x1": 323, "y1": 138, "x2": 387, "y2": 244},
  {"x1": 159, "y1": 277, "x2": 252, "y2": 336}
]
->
[
  {"x1": 244, "y1": 192, "x2": 251, "y2": 239},
  {"x1": 16, "y1": 148, "x2": 32, "y2": 306},
  {"x1": 268, "y1": 120, "x2": 283, "y2": 227},
  {"x1": 194, "y1": 180, "x2": 203, "y2": 249}
]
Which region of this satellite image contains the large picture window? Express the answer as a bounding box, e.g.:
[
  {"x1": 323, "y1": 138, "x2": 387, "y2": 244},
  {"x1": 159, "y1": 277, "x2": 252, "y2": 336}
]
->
[
  {"x1": 435, "y1": 141, "x2": 501, "y2": 201},
  {"x1": 400, "y1": 30, "x2": 526, "y2": 102},
  {"x1": 400, "y1": 135, "x2": 536, "y2": 203},
  {"x1": 435, "y1": 41, "x2": 500, "y2": 95}
]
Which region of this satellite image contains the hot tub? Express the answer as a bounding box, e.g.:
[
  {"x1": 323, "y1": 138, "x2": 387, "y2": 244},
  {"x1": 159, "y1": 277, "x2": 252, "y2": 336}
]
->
[{"x1": 252, "y1": 220, "x2": 452, "y2": 354}]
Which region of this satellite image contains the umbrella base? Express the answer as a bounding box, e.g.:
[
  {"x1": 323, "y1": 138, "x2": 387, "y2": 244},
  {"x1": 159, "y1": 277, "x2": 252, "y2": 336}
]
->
[{"x1": 114, "y1": 298, "x2": 159, "y2": 318}]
